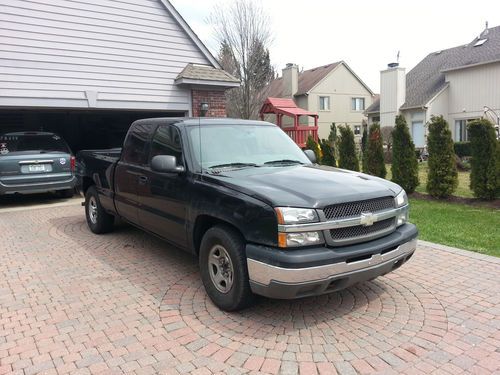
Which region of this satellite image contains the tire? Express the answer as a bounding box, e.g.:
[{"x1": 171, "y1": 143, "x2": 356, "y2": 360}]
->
[
  {"x1": 85, "y1": 186, "x2": 114, "y2": 234},
  {"x1": 199, "y1": 225, "x2": 255, "y2": 311}
]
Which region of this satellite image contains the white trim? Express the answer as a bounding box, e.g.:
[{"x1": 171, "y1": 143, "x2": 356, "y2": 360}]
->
[
  {"x1": 423, "y1": 83, "x2": 449, "y2": 108},
  {"x1": 175, "y1": 77, "x2": 240, "y2": 88},
  {"x1": 441, "y1": 58, "x2": 500, "y2": 73},
  {"x1": 158, "y1": 0, "x2": 220, "y2": 69}
]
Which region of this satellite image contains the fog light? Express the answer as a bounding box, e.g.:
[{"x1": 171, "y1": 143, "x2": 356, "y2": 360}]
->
[{"x1": 286, "y1": 231, "x2": 322, "y2": 247}]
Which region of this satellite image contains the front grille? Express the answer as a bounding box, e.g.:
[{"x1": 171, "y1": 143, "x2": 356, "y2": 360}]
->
[
  {"x1": 330, "y1": 218, "x2": 394, "y2": 241},
  {"x1": 323, "y1": 196, "x2": 395, "y2": 220}
]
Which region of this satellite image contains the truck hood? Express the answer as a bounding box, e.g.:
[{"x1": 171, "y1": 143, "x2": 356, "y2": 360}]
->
[{"x1": 203, "y1": 164, "x2": 402, "y2": 208}]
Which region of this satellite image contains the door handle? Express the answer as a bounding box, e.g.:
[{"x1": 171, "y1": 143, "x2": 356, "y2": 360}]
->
[{"x1": 138, "y1": 175, "x2": 148, "y2": 184}]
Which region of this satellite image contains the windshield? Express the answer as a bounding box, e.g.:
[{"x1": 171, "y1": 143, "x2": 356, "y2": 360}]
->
[
  {"x1": 188, "y1": 124, "x2": 311, "y2": 169},
  {"x1": 0, "y1": 134, "x2": 70, "y2": 155}
]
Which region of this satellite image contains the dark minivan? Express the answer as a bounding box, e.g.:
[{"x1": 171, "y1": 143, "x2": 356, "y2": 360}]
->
[{"x1": 0, "y1": 132, "x2": 76, "y2": 196}]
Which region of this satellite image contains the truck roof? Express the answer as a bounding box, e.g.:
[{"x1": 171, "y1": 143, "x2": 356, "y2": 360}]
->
[{"x1": 131, "y1": 117, "x2": 276, "y2": 128}]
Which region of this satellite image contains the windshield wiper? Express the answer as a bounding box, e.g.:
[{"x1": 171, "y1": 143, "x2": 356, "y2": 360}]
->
[
  {"x1": 208, "y1": 162, "x2": 258, "y2": 169},
  {"x1": 263, "y1": 159, "x2": 304, "y2": 166}
]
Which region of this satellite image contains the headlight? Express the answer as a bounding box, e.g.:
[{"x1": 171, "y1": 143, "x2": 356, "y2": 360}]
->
[
  {"x1": 395, "y1": 190, "x2": 408, "y2": 207},
  {"x1": 275, "y1": 207, "x2": 318, "y2": 224},
  {"x1": 278, "y1": 231, "x2": 323, "y2": 247},
  {"x1": 395, "y1": 190, "x2": 409, "y2": 226}
]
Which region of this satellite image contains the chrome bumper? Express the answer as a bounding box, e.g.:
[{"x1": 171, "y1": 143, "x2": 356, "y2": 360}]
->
[{"x1": 247, "y1": 238, "x2": 417, "y2": 286}]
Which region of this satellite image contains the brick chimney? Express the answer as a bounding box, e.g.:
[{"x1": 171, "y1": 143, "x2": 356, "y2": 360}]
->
[
  {"x1": 282, "y1": 63, "x2": 298, "y2": 98},
  {"x1": 380, "y1": 63, "x2": 406, "y2": 127}
]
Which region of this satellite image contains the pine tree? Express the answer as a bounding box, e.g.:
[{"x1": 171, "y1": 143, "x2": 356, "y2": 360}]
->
[
  {"x1": 320, "y1": 139, "x2": 335, "y2": 166},
  {"x1": 338, "y1": 126, "x2": 359, "y2": 171},
  {"x1": 467, "y1": 119, "x2": 499, "y2": 199},
  {"x1": 426, "y1": 115, "x2": 458, "y2": 198},
  {"x1": 306, "y1": 136, "x2": 321, "y2": 164},
  {"x1": 391, "y1": 115, "x2": 419, "y2": 193},
  {"x1": 366, "y1": 123, "x2": 386, "y2": 178},
  {"x1": 361, "y1": 127, "x2": 368, "y2": 173}
]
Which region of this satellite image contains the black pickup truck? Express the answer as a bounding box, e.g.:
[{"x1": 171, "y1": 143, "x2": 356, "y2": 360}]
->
[{"x1": 77, "y1": 118, "x2": 417, "y2": 311}]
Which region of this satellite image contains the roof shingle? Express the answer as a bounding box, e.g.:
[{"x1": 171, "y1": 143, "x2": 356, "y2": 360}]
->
[
  {"x1": 175, "y1": 63, "x2": 239, "y2": 84},
  {"x1": 401, "y1": 25, "x2": 500, "y2": 109}
]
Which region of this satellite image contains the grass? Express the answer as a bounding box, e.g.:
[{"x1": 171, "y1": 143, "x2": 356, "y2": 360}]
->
[
  {"x1": 409, "y1": 198, "x2": 500, "y2": 257},
  {"x1": 385, "y1": 162, "x2": 473, "y2": 198}
]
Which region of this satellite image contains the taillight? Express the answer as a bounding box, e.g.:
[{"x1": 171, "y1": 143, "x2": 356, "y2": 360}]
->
[{"x1": 70, "y1": 156, "x2": 76, "y2": 172}]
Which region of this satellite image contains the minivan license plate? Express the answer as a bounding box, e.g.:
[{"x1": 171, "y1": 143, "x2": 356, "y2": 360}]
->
[{"x1": 28, "y1": 164, "x2": 46, "y2": 172}]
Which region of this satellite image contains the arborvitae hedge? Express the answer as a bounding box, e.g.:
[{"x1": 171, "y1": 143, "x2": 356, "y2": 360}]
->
[
  {"x1": 320, "y1": 139, "x2": 336, "y2": 166},
  {"x1": 338, "y1": 126, "x2": 359, "y2": 171},
  {"x1": 426, "y1": 115, "x2": 457, "y2": 198},
  {"x1": 467, "y1": 119, "x2": 499, "y2": 199},
  {"x1": 366, "y1": 123, "x2": 386, "y2": 178},
  {"x1": 306, "y1": 135, "x2": 322, "y2": 163},
  {"x1": 391, "y1": 115, "x2": 419, "y2": 193},
  {"x1": 361, "y1": 127, "x2": 368, "y2": 173}
]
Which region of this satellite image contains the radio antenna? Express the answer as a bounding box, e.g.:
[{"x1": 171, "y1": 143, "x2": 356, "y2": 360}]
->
[{"x1": 198, "y1": 113, "x2": 203, "y2": 174}]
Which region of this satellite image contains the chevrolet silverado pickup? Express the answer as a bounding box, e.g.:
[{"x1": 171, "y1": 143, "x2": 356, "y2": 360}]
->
[{"x1": 77, "y1": 118, "x2": 418, "y2": 311}]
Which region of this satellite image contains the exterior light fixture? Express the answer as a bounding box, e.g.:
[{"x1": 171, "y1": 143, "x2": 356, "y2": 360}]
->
[{"x1": 200, "y1": 101, "x2": 209, "y2": 117}]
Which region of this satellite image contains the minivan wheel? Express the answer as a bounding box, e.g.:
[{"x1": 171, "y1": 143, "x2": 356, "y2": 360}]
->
[
  {"x1": 199, "y1": 225, "x2": 254, "y2": 311},
  {"x1": 85, "y1": 186, "x2": 114, "y2": 234}
]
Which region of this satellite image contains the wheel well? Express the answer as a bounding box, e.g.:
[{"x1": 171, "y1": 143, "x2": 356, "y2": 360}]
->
[
  {"x1": 193, "y1": 215, "x2": 244, "y2": 255},
  {"x1": 81, "y1": 177, "x2": 94, "y2": 194}
]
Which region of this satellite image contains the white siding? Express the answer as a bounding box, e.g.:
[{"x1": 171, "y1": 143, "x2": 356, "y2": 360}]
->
[
  {"x1": 445, "y1": 63, "x2": 500, "y2": 137},
  {"x1": 0, "y1": 0, "x2": 211, "y2": 110},
  {"x1": 380, "y1": 67, "x2": 405, "y2": 128}
]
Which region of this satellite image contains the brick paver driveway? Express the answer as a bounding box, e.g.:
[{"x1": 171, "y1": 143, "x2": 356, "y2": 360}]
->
[{"x1": 1, "y1": 204, "x2": 499, "y2": 375}]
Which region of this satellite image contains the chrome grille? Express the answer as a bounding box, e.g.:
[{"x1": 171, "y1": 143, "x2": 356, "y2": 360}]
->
[
  {"x1": 323, "y1": 196, "x2": 395, "y2": 220},
  {"x1": 330, "y1": 218, "x2": 395, "y2": 241}
]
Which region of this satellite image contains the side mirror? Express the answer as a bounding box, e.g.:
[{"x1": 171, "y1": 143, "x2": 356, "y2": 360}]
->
[
  {"x1": 304, "y1": 149, "x2": 316, "y2": 163},
  {"x1": 151, "y1": 155, "x2": 185, "y2": 173}
]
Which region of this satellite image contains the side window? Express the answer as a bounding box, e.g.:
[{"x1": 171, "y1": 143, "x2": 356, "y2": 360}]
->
[
  {"x1": 122, "y1": 124, "x2": 151, "y2": 165},
  {"x1": 150, "y1": 125, "x2": 183, "y2": 165}
]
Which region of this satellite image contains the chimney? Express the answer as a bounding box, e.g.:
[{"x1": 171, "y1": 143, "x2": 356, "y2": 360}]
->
[
  {"x1": 282, "y1": 63, "x2": 298, "y2": 98},
  {"x1": 380, "y1": 63, "x2": 406, "y2": 127}
]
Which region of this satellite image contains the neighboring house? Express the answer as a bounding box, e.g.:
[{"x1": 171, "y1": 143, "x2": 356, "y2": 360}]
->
[
  {"x1": 266, "y1": 62, "x2": 375, "y2": 140},
  {"x1": 366, "y1": 25, "x2": 500, "y2": 147},
  {"x1": 0, "y1": 0, "x2": 239, "y2": 151}
]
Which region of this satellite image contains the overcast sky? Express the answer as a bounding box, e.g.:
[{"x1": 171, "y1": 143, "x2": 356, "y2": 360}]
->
[{"x1": 171, "y1": 0, "x2": 500, "y2": 93}]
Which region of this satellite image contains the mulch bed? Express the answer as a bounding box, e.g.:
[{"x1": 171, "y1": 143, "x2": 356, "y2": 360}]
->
[{"x1": 410, "y1": 192, "x2": 500, "y2": 210}]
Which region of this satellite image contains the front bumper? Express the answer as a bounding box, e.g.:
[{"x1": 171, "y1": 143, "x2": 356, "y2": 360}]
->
[{"x1": 246, "y1": 223, "x2": 417, "y2": 299}]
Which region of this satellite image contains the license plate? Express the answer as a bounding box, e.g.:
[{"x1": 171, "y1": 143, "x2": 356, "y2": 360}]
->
[{"x1": 28, "y1": 164, "x2": 46, "y2": 172}]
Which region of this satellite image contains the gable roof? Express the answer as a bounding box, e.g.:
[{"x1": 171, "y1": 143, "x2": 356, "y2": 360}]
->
[
  {"x1": 401, "y1": 25, "x2": 500, "y2": 109},
  {"x1": 365, "y1": 94, "x2": 380, "y2": 114},
  {"x1": 175, "y1": 63, "x2": 239, "y2": 86},
  {"x1": 159, "y1": 0, "x2": 220, "y2": 69},
  {"x1": 266, "y1": 61, "x2": 374, "y2": 98}
]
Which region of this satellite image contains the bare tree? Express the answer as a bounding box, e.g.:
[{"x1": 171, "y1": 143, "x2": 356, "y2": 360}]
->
[
  {"x1": 381, "y1": 126, "x2": 393, "y2": 150},
  {"x1": 209, "y1": 0, "x2": 274, "y2": 119}
]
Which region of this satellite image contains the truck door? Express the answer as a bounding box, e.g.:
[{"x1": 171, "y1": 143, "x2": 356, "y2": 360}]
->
[
  {"x1": 137, "y1": 124, "x2": 188, "y2": 247},
  {"x1": 114, "y1": 123, "x2": 153, "y2": 225}
]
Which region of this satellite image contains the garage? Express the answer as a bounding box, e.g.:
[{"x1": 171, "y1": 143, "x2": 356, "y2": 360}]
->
[{"x1": 0, "y1": 0, "x2": 239, "y2": 152}]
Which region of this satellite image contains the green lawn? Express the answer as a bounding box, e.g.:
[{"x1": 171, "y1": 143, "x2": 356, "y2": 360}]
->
[
  {"x1": 409, "y1": 198, "x2": 500, "y2": 257},
  {"x1": 386, "y1": 162, "x2": 473, "y2": 198}
]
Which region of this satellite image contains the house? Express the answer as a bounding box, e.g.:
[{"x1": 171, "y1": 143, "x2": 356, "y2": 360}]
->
[
  {"x1": 365, "y1": 24, "x2": 500, "y2": 147},
  {"x1": 265, "y1": 62, "x2": 375, "y2": 140},
  {"x1": 0, "y1": 0, "x2": 239, "y2": 151}
]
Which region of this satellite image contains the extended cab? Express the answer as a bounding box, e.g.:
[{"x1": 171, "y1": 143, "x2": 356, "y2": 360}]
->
[{"x1": 77, "y1": 118, "x2": 418, "y2": 311}]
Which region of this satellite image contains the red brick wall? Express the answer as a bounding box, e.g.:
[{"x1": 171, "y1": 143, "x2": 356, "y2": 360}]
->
[{"x1": 191, "y1": 89, "x2": 227, "y2": 117}]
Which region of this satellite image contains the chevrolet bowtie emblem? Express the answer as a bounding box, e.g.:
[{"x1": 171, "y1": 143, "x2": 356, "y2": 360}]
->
[{"x1": 360, "y1": 212, "x2": 376, "y2": 226}]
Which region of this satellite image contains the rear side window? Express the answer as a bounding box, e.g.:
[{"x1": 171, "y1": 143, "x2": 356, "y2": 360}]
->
[
  {"x1": 150, "y1": 125, "x2": 183, "y2": 164},
  {"x1": 0, "y1": 134, "x2": 70, "y2": 155},
  {"x1": 121, "y1": 124, "x2": 153, "y2": 165}
]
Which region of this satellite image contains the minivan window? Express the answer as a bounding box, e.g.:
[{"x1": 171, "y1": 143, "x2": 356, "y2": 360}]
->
[{"x1": 0, "y1": 134, "x2": 70, "y2": 155}]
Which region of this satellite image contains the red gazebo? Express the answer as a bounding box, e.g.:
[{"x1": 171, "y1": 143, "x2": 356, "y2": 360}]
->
[{"x1": 259, "y1": 97, "x2": 319, "y2": 148}]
